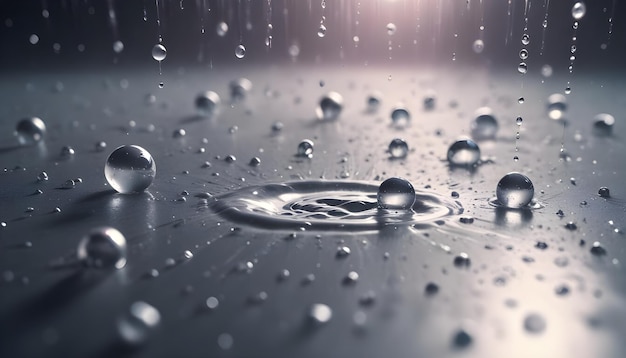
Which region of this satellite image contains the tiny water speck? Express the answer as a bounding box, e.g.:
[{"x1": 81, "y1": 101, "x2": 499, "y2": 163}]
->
[
  {"x1": 216, "y1": 21, "x2": 228, "y2": 36},
  {"x1": 377, "y1": 177, "x2": 415, "y2": 210},
  {"x1": 496, "y1": 172, "x2": 534, "y2": 208},
  {"x1": 317, "y1": 24, "x2": 327, "y2": 38},
  {"x1": 592, "y1": 113, "x2": 615, "y2": 136},
  {"x1": 77, "y1": 227, "x2": 127, "y2": 269},
  {"x1": 386, "y1": 23, "x2": 397, "y2": 36},
  {"x1": 105, "y1": 145, "x2": 156, "y2": 194}
]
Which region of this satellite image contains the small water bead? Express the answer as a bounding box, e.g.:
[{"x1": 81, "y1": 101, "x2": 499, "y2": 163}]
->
[
  {"x1": 598, "y1": 187, "x2": 610, "y2": 198},
  {"x1": 471, "y1": 108, "x2": 498, "y2": 140},
  {"x1": 518, "y1": 97, "x2": 525, "y2": 104},
  {"x1": 592, "y1": 113, "x2": 615, "y2": 136},
  {"x1": 572, "y1": 2, "x2": 586, "y2": 20},
  {"x1": 453, "y1": 252, "x2": 471, "y2": 267},
  {"x1": 37, "y1": 171, "x2": 49, "y2": 182},
  {"x1": 519, "y1": 49, "x2": 529, "y2": 60},
  {"x1": 386, "y1": 23, "x2": 397, "y2": 36},
  {"x1": 117, "y1": 301, "x2": 161, "y2": 345},
  {"x1": 496, "y1": 172, "x2": 534, "y2": 209},
  {"x1": 230, "y1": 78, "x2": 252, "y2": 101},
  {"x1": 590, "y1": 241, "x2": 607, "y2": 256},
  {"x1": 96, "y1": 141, "x2": 107, "y2": 151},
  {"x1": 452, "y1": 329, "x2": 473, "y2": 348},
  {"x1": 105, "y1": 145, "x2": 156, "y2": 194},
  {"x1": 547, "y1": 93, "x2": 567, "y2": 120},
  {"x1": 77, "y1": 227, "x2": 127, "y2": 269},
  {"x1": 377, "y1": 177, "x2": 416, "y2": 210},
  {"x1": 15, "y1": 117, "x2": 46, "y2": 145},
  {"x1": 316, "y1": 92, "x2": 343, "y2": 121},
  {"x1": 388, "y1": 138, "x2": 409, "y2": 158},
  {"x1": 521, "y1": 33, "x2": 530, "y2": 45},
  {"x1": 447, "y1": 139, "x2": 480, "y2": 167},
  {"x1": 366, "y1": 92, "x2": 382, "y2": 113},
  {"x1": 288, "y1": 44, "x2": 300, "y2": 58},
  {"x1": 235, "y1": 44, "x2": 246, "y2": 59},
  {"x1": 173, "y1": 129, "x2": 186, "y2": 138},
  {"x1": 151, "y1": 44, "x2": 166, "y2": 61},
  {"x1": 113, "y1": 40, "x2": 124, "y2": 53},
  {"x1": 517, "y1": 62, "x2": 528, "y2": 74},
  {"x1": 216, "y1": 21, "x2": 229, "y2": 36},
  {"x1": 60, "y1": 145, "x2": 75, "y2": 157},
  {"x1": 317, "y1": 24, "x2": 327, "y2": 38},
  {"x1": 249, "y1": 157, "x2": 261, "y2": 166},
  {"x1": 423, "y1": 92, "x2": 436, "y2": 110},
  {"x1": 516, "y1": 117, "x2": 523, "y2": 126},
  {"x1": 472, "y1": 39, "x2": 484, "y2": 54},
  {"x1": 195, "y1": 91, "x2": 221, "y2": 116},
  {"x1": 524, "y1": 313, "x2": 546, "y2": 334},
  {"x1": 271, "y1": 121, "x2": 284, "y2": 132},
  {"x1": 297, "y1": 139, "x2": 314, "y2": 158},
  {"x1": 391, "y1": 107, "x2": 411, "y2": 127},
  {"x1": 309, "y1": 303, "x2": 332, "y2": 324}
]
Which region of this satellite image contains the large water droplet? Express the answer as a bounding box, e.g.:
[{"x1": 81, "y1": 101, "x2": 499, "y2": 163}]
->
[
  {"x1": 297, "y1": 139, "x2": 314, "y2": 158},
  {"x1": 521, "y1": 34, "x2": 530, "y2": 45},
  {"x1": 105, "y1": 145, "x2": 156, "y2": 194},
  {"x1": 471, "y1": 108, "x2": 498, "y2": 140},
  {"x1": 391, "y1": 107, "x2": 411, "y2": 127},
  {"x1": 547, "y1": 93, "x2": 567, "y2": 120},
  {"x1": 317, "y1": 24, "x2": 327, "y2": 38},
  {"x1": 195, "y1": 91, "x2": 221, "y2": 116},
  {"x1": 309, "y1": 303, "x2": 332, "y2": 324},
  {"x1": 15, "y1": 117, "x2": 46, "y2": 145},
  {"x1": 151, "y1": 44, "x2": 166, "y2": 61},
  {"x1": 592, "y1": 113, "x2": 615, "y2": 136},
  {"x1": 572, "y1": 2, "x2": 587, "y2": 20},
  {"x1": 316, "y1": 92, "x2": 343, "y2": 121},
  {"x1": 77, "y1": 227, "x2": 127, "y2": 269},
  {"x1": 235, "y1": 44, "x2": 246, "y2": 59},
  {"x1": 447, "y1": 139, "x2": 480, "y2": 167},
  {"x1": 496, "y1": 172, "x2": 534, "y2": 208},
  {"x1": 388, "y1": 138, "x2": 409, "y2": 158},
  {"x1": 117, "y1": 301, "x2": 161, "y2": 345},
  {"x1": 517, "y1": 62, "x2": 528, "y2": 74},
  {"x1": 377, "y1": 177, "x2": 416, "y2": 210},
  {"x1": 386, "y1": 23, "x2": 397, "y2": 36}
]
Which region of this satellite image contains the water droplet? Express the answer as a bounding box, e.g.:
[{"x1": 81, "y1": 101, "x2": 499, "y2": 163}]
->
[
  {"x1": 388, "y1": 138, "x2": 409, "y2": 158},
  {"x1": 386, "y1": 23, "x2": 396, "y2": 36},
  {"x1": 343, "y1": 271, "x2": 359, "y2": 284},
  {"x1": 391, "y1": 107, "x2": 411, "y2": 127},
  {"x1": 518, "y1": 97, "x2": 525, "y2": 104},
  {"x1": 151, "y1": 44, "x2": 166, "y2": 61},
  {"x1": 521, "y1": 33, "x2": 530, "y2": 45},
  {"x1": 195, "y1": 91, "x2": 221, "y2": 116},
  {"x1": 60, "y1": 145, "x2": 75, "y2": 157},
  {"x1": 565, "y1": 86, "x2": 571, "y2": 94},
  {"x1": 496, "y1": 172, "x2": 534, "y2": 208},
  {"x1": 598, "y1": 187, "x2": 610, "y2": 198},
  {"x1": 117, "y1": 301, "x2": 161, "y2": 345},
  {"x1": 96, "y1": 141, "x2": 107, "y2": 151},
  {"x1": 516, "y1": 117, "x2": 523, "y2": 125},
  {"x1": 235, "y1": 44, "x2": 246, "y2": 59},
  {"x1": 173, "y1": 128, "x2": 186, "y2": 138},
  {"x1": 423, "y1": 92, "x2": 436, "y2": 110},
  {"x1": 229, "y1": 78, "x2": 252, "y2": 101},
  {"x1": 316, "y1": 92, "x2": 343, "y2": 120},
  {"x1": 216, "y1": 22, "x2": 229, "y2": 36},
  {"x1": 517, "y1": 62, "x2": 528, "y2": 74},
  {"x1": 158, "y1": 82, "x2": 164, "y2": 88},
  {"x1": 547, "y1": 93, "x2": 567, "y2": 120},
  {"x1": 592, "y1": 113, "x2": 615, "y2": 136},
  {"x1": 113, "y1": 40, "x2": 124, "y2": 53},
  {"x1": 519, "y1": 49, "x2": 529, "y2": 60},
  {"x1": 288, "y1": 44, "x2": 300, "y2": 58},
  {"x1": 453, "y1": 252, "x2": 471, "y2": 267},
  {"x1": 472, "y1": 39, "x2": 484, "y2": 54},
  {"x1": 572, "y1": 2, "x2": 586, "y2": 20},
  {"x1": 37, "y1": 171, "x2": 49, "y2": 182},
  {"x1": 366, "y1": 92, "x2": 382, "y2": 112},
  {"x1": 63, "y1": 179, "x2": 76, "y2": 189},
  {"x1": 524, "y1": 313, "x2": 546, "y2": 334},
  {"x1": 555, "y1": 284, "x2": 570, "y2": 296},
  {"x1": 336, "y1": 246, "x2": 351, "y2": 258},
  {"x1": 105, "y1": 145, "x2": 156, "y2": 194},
  {"x1": 15, "y1": 117, "x2": 46, "y2": 145},
  {"x1": 424, "y1": 282, "x2": 439, "y2": 295},
  {"x1": 541, "y1": 64, "x2": 553, "y2": 77},
  {"x1": 317, "y1": 24, "x2": 327, "y2": 38},
  {"x1": 452, "y1": 329, "x2": 472, "y2": 348},
  {"x1": 77, "y1": 227, "x2": 127, "y2": 269},
  {"x1": 471, "y1": 108, "x2": 498, "y2": 140},
  {"x1": 249, "y1": 157, "x2": 261, "y2": 166},
  {"x1": 447, "y1": 139, "x2": 480, "y2": 167},
  {"x1": 271, "y1": 121, "x2": 284, "y2": 132},
  {"x1": 377, "y1": 177, "x2": 415, "y2": 210},
  {"x1": 590, "y1": 241, "x2": 607, "y2": 256},
  {"x1": 297, "y1": 139, "x2": 314, "y2": 158},
  {"x1": 205, "y1": 296, "x2": 219, "y2": 309},
  {"x1": 308, "y1": 303, "x2": 332, "y2": 324}
]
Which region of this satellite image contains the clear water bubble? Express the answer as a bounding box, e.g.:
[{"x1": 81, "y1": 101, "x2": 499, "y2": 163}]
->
[
  {"x1": 151, "y1": 44, "x2": 167, "y2": 61},
  {"x1": 316, "y1": 92, "x2": 343, "y2": 121},
  {"x1": 516, "y1": 117, "x2": 523, "y2": 125},
  {"x1": 472, "y1": 39, "x2": 484, "y2": 54},
  {"x1": 60, "y1": 145, "x2": 75, "y2": 158},
  {"x1": 308, "y1": 303, "x2": 332, "y2": 324},
  {"x1": 471, "y1": 107, "x2": 498, "y2": 140},
  {"x1": 317, "y1": 24, "x2": 327, "y2": 38},
  {"x1": 547, "y1": 93, "x2": 567, "y2": 120},
  {"x1": 517, "y1": 62, "x2": 528, "y2": 74},
  {"x1": 15, "y1": 117, "x2": 46, "y2": 145},
  {"x1": 377, "y1": 177, "x2": 416, "y2": 210},
  {"x1": 195, "y1": 91, "x2": 221, "y2": 116},
  {"x1": 598, "y1": 187, "x2": 610, "y2": 198},
  {"x1": 117, "y1": 301, "x2": 161, "y2": 345},
  {"x1": 230, "y1": 78, "x2": 252, "y2": 101},
  {"x1": 521, "y1": 33, "x2": 530, "y2": 45},
  {"x1": 366, "y1": 92, "x2": 382, "y2": 113},
  {"x1": 386, "y1": 23, "x2": 397, "y2": 36},
  {"x1": 524, "y1": 313, "x2": 546, "y2": 334},
  {"x1": 572, "y1": 2, "x2": 586, "y2": 20},
  {"x1": 297, "y1": 139, "x2": 314, "y2": 158},
  {"x1": 77, "y1": 227, "x2": 127, "y2": 269},
  {"x1": 388, "y1": 138, "x2": 409, "y2": 158},
  {"x1": 113, "y1": 40, "x2": 124, "y2": 53},
  {"x1": 216, "y1": 21, "x2": 229, "y2": 36},
  {"x1": 105, "y1": 145, "x2": 156, "y2": 194},
  {"x1": 447, "y1": 139, "x2": 480, "y2": 167},
  {"x1": 496, "y1": 172, "x2": 534, "y2": 208},
  {"x1": 519, "y1": 49, "x2": 529, "y2": 60},
  {"x1": 235, "y1": 44, "x2": 246, "y2": 59},
  {"x1": 592, "y1": 113, "x2": 615, "y2": 136},
  {"x1": 391, "y1": 107, "x2": 411, "y2": 127}
]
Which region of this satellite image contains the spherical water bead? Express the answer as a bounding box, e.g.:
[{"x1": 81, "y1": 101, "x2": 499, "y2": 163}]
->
[
  {"x1": 235, "y1": 44, "x2": 246, "y2": 59},
  {"x1": 388, "y1": 138, "x2": 408, "y2": 158},
  {"x1": 117, "y1": 301, "x2": 161, "y2": 345},
  {"x1": 519, "y1": 49, "x2": 529, "y2": 60},
  {"x1": 521, "y1": 34, "x2": 530, "y2": 45},
  {"x1": 572, "y1": 2, "x2": 586, "y2": 20},
  {"x1": 377, "y1": 177, "x2": 416, "y2": 210},
  {"x1": 471, "y1": 107, "x2": 498, "y2": 140},
  {"x1": 316, "y1": 92, "x2": 343, "y2": 121},
  {"x1": 366, "y1": 92, "x2": 382, "y2": 113},
  {"x1": 297, "y1": 139, "x2": 314, "y2": 158},
  {"x1": 309, "y1": 303, "x2": 332, "y2": 324},
  {"x1": 524, "y1": 313, "x2": 546, "y2": 334},
  {"x1": 516, "y1": 117, "x2": 523, "y2": 125},
  {"x1": 113, "y1": 40, "x2": 124, "y2": 53},
  {"x1": 15, "y1": 117, "x2": 46, "y2": 145},
  {"x1": 229, "y1": 78, "x2": 252, "y2": 101},
  {"x1": 447, "y1": 139, "x2": 480, "y2": 167},
  {"x1": 105, "y1": 145, "x2": 156, "y2": 194},
  {"x1": 472, "y1": 39, "x2": 484, "y2": 54},
  {"x1": 598, "y1": 187, "x2": 610, "y2": 198},
  {"x1": 592, "y1": 113, "x2": 615, "y2": 136},
  {"x1": 517, "y1": 62, "x2": 528, "y2": 74},
  {"x1": 391, "y1": 107, "x2": 411, "y2": 127},
  {"x1": 423, "y1": 91, "x2": 436, "y2": 110},
  {"x1": 151, "y1": 44, "x2": 166, "y2": 61},
  {"x1": 317, "y1": 24, "x2": 327, "y2": 38},
  {"x1": 386, "y1": 23, "x2": 397, "y2": 36},
  {"x1": 216, "y1": 21, "x2": 229, "y2": 36},
  {"x1": 77, "y1": 227, "x2": 127, "y2": 269},
  {"x1": 195, "y1": 91, "x2": 221, "y2": 116},
  {"x1": 496, "y1": 172, "x2": 534, "y2": 209},
  {"x1": 547, "y1": 93, "x2": 567, "y2": 120}
]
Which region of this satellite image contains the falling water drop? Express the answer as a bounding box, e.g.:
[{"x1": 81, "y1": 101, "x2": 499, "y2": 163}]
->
[
  {"x1": 317, "y1": 24, "x2": 327, "y2": 38},
  {"x1": 105, "y1": 145, "x2": 156, "y2": 194},
  {"x1": 377, "y1": 178, "x2": 416, "y2": 210},
  {"x1": 15, "y1": 117, "x2": 46, "y2": 145},
  {"x1": 547, "y1": 93, "x2": 567, "y2": 120},
  {"x1": 386, "y1": 23, "x2": 397, "y2": 36},
  {"x1": 216, "y1": 21, "x2": 229, "y2": 36},
  {"x1": 496, "y1": 172, "x2": 534, "y2": 209},
  {"x1": 151, "y1": 44, "x2": 166, "y2": 61},
  {"x1": 447, "y1": 139, "x2": 481, "y2": 167},
  {"x1": 517, "y1": 62, "x2": 528, "y2": 74},
  {"x1": 235, "y1": 44, "x2": 246, "y2": 59},
  {"x1": 77, "y1": 227, "x2": 127, "y2": 269},
  {"x1": 472, "y1": 39, "x2": 485, "y2": 54},
  {"x1": 572, "y1": 2, "x2": 586, "y2": 20}
]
